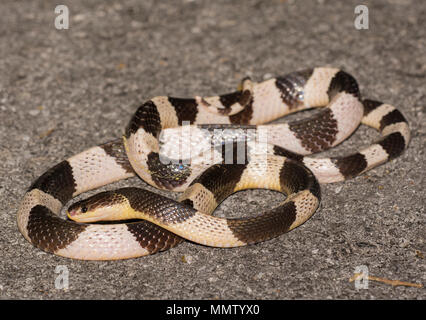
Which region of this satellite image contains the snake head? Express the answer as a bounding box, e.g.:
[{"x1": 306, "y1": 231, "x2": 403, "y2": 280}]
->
[{"x1": 67, "y1": 191, "x2": 129, "y2": 223}]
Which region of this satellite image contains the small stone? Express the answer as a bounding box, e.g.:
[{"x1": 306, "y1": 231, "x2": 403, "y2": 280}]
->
[
  {"x1": 335, "y1": 186, "x2": 343, "y2": 194},
  {"x1": 263, "y1": 73, "x2": 273, "y2": 80},
  {"x1": 181, "y1": 254, "x2": 193, "y2": 264}
]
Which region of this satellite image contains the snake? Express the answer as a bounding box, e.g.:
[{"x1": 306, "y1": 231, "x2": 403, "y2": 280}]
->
[{"x1": 17, "y1": 67, "x2": 410, "y2": 260}]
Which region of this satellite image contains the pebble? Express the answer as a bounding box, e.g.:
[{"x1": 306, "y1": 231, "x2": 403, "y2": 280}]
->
[{"x1": 182, "y1": 254, "x2": 193, "y2": 264}]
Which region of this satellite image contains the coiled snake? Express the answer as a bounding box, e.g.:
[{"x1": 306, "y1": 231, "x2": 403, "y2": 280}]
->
[{"x1": 17, "y1": 67, "x2": 410, "y2": 260}]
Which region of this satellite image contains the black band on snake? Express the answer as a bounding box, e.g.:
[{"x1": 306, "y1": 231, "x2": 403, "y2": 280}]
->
[{"x1": 17, "y1": 67, "x2": 410, "y2": 260}]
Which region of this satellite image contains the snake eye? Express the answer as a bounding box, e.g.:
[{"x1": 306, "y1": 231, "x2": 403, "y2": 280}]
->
[{"x1": 81, "y1": 206, "x2": 88, "y2": 213}]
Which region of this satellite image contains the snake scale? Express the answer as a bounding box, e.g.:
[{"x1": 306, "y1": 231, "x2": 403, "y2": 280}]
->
[{"x1": 17, "y1": 67, "x2": 410, "y2": 260}]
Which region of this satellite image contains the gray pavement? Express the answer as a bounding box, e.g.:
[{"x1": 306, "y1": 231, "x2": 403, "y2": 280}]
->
[{"x1": 0, "y1": 0, "x2": 424, "y2": 299}]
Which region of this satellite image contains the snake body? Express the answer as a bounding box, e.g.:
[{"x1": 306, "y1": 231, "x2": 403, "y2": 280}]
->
[{"x1": 17, "y1": 67, "x2": 410, "y2": 260}]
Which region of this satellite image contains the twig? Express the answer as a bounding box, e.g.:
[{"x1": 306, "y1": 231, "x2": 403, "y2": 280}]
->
[
  {"x1": 350, "y1": 273, "x2": 423, "y2": 288},
  {"x1": 39, "y1": 128, "x2": 55, "y2": 139}
]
